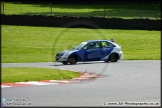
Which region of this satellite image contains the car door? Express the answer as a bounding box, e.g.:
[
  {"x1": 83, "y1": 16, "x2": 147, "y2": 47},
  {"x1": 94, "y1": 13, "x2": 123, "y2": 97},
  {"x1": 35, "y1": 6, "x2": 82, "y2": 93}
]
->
[
  {"x1": 83, "y1": 42, "x2": 101, "y2": 61},
  {"x1": 100, "y1": 41, "x2": 114, "y2": 59}
]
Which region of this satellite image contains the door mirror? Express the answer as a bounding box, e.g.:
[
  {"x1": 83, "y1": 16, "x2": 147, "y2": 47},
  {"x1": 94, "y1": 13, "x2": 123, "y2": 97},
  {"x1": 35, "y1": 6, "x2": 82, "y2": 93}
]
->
[{"x1": 83, "y1": 47, "x2": 88, "y2": 50}]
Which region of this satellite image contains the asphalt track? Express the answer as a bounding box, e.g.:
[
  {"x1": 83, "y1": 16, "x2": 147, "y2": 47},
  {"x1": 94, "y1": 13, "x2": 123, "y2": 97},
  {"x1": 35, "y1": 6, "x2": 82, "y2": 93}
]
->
[{"x1": 1, "y1": 60, "x2": 161, "y2": 107}]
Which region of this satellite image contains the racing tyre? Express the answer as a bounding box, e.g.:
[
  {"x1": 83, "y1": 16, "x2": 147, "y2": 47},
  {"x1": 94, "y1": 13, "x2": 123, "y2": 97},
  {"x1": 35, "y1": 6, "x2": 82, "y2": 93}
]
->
[
  {"x1": 109, "y1": 53, "x2": 118, "y2": 62},
  {"x1": 68, "y1": 55, "x2": 77, "y2": 65}
]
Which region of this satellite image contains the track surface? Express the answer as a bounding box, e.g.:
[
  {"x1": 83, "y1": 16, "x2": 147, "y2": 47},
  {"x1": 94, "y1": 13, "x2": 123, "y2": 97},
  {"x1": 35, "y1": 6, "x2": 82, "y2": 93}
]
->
[{"x1": 1, "y1": 60, "x2": 161, "y2": 107}]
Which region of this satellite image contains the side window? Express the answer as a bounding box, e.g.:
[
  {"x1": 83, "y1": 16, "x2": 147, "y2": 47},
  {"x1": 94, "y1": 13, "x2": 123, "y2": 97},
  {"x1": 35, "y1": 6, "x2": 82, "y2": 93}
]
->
[
  {"x1": 101, "y1": 42, "x2": 109, "y2": 48},
  {"x1": 107, "y1": 42, "x2": 116, "y2": 47},
  {"x1": 84, "y1": 42, "x2": 100, "y2": 50},
  {"x1": 95, "y1": 42, "x2": 100, "y2": 48},
  {"x1": 101, "y1": 41, "x2": 116, "y2": 48}
]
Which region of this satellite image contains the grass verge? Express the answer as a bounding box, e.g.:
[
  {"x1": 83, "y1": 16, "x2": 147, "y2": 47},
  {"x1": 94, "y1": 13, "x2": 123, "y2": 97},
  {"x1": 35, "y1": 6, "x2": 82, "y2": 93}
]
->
[
  {"x1": 2, "y1": 67, "x2": 82, "y2": 83},
  {"x1": 2, "y1": 25, "x2": 160, "y2": 63}
]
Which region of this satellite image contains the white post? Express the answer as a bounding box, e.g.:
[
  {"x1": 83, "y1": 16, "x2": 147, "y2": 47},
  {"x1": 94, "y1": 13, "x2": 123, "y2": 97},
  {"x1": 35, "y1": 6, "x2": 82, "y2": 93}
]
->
[
  {"x1": 1, "y1": 2, "x2": 4, "y2": 14},
  {"x1": 50, "y1": 3, "x2": 52, "y2": 16},
  {"x1": 86, "y1": 5, "x2": 89, "y2": 17},
  {"x1": 155, "y1": 6, "x2": 157, "y2": 20},
  {"x1": 21, "y1": 2, "x2": 22, "y2": 15}
]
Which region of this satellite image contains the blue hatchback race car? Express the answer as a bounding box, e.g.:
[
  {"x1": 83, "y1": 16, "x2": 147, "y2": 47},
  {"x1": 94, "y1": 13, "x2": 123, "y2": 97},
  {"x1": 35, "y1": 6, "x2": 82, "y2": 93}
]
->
[{"x1": 55, "y1": 39, "x2": 123, "y2": 65}]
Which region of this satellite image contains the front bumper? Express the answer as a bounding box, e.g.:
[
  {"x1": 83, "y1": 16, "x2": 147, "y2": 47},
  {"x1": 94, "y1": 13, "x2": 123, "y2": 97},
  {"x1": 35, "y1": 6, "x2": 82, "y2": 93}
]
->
[
  {"x1": 56, "y1": 57, "x2": 68, "y2": 62},
  {"x1": 55, "y1": 53, "x2": 68, "y2": 62}
]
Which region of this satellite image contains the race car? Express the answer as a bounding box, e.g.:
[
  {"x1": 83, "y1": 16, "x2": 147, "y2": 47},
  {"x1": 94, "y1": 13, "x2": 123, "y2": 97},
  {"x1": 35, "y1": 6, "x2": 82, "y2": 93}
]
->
[{"x1": 55, "y1": 39, "x2": 123, "y2": 65}]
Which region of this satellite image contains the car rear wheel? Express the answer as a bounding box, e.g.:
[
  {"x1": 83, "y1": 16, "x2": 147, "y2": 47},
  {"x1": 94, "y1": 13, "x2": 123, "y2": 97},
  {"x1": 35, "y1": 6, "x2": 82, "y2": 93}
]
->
[{"x1": 109, "y1": 53, "x2": 119, "y2": 62}]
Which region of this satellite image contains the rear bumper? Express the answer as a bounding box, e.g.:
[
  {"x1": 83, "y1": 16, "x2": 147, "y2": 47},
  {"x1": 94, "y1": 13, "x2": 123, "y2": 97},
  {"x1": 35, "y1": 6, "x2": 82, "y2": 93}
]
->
[{"x1": 119, "y1": 51, "x2": 123, "y2": 59}]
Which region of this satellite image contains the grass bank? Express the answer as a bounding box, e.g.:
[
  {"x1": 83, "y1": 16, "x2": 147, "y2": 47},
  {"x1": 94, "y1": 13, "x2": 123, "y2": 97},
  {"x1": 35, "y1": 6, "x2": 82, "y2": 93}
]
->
[
  {"x1": 2, "y1": 25, "x2": 160, "y2": 63},
  {"x1": 2, "y1": 67, "x2": 82, "y2": 83}
]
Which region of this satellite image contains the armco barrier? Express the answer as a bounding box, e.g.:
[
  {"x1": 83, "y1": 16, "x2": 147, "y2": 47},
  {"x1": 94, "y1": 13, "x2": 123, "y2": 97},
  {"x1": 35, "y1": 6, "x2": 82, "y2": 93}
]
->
[{"x1": 1, "y1": 14, "x2": 161, "y2": 30}]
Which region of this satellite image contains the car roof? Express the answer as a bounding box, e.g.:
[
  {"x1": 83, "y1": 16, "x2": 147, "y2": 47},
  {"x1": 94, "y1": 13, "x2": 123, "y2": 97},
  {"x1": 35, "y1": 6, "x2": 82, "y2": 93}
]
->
[{"x1": 86, "y1": 40, "x2": 112, "y2": 43}]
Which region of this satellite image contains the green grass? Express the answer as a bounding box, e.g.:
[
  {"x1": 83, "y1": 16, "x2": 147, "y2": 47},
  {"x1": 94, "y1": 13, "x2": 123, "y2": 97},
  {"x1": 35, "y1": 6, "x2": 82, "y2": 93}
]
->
[
  {"x1": 2, "y1": 2, "x2": 161, "y2": 19},
  {"x1": 2, "y1": 67, "x2": 82, "y2": 83},
  {"x1": 2, "y1": 25, "x2": 160, "y2": 63}
]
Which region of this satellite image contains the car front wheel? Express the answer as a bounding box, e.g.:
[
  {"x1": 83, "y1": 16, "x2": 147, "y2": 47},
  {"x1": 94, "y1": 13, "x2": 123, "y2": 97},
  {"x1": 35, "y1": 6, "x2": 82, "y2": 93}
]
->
[{"x1": 68, "y1": 55, "x2": 77, "y2": 65}]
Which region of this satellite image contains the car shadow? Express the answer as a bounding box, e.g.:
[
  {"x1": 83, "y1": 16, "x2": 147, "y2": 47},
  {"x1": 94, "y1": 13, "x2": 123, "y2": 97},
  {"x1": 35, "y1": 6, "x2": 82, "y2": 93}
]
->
[{"x1": 50, "y1": 61, "x2": 110, "y2": 66}]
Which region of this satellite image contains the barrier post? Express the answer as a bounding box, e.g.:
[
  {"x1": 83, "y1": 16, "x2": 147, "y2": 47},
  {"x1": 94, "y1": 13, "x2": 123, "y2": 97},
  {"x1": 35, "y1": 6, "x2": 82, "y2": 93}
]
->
[
  {"x1": 50, "y1": 3, "x2": 52, "y2": 16},
  {"x1": 155, "y1": 6, "x2": 157, "y2": 20},
  {"x1": 103, "y1": 5, "x2": 106, "y2": 18},
  {"x1": 86, "y1": 5, "x2": 89, "y2": 17},
  {"x1": 1, "y1": 1, "x2": 4, "y2": 14}
]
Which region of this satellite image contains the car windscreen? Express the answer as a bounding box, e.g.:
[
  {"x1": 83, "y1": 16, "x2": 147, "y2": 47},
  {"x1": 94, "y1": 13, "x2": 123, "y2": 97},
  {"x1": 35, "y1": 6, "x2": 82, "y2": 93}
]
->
[{"x1": 75, "y1": 42, "x2": 87, "y2": 50}]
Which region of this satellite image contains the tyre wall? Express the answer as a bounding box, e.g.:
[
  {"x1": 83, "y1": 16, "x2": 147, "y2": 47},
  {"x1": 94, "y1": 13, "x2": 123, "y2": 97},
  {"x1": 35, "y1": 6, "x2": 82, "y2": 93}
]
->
[{"x1": 1, "y1": 14, "x2": 161, "y2": 31}]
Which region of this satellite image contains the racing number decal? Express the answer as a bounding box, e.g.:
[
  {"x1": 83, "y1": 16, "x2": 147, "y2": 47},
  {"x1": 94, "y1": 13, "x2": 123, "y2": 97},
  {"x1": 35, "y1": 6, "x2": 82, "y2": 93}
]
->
[{"x1": 102, "y1": 42, "x2": 107, "y2": 48}]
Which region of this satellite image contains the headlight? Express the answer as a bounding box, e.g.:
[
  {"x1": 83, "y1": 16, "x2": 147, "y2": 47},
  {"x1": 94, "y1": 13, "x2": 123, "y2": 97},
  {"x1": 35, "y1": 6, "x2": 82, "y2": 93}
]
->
[
  {"x1": 63, "y1": 53, "x2": 70, "y2": 57},
  {"x1": 56, "y1": 53, "x2": 64, "y2": 57}
]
